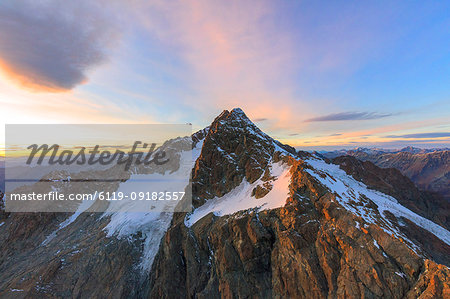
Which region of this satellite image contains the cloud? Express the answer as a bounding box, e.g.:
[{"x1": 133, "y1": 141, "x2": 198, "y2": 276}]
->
[
  {"x1": 385, "y1": 132, "x2": 450, "y2": 139},
  {"x1": 288, "y1": 133, "x2": 299, "y2": 136},
  {"x1": 133, "y1": 0, "x2": 308, "y2": 129},
  {"x1": 329, "y1": 133, "x2": 342, "y2": 136},
  {"x1": 304, "y1": 111, "x2": 392, "y2": 122},
  {"x1": 254, "y1": 118, "x2": 268, "y2": 122},
  {"x1": 0, "y1": 1, "x2": 119, "y2": 92}
]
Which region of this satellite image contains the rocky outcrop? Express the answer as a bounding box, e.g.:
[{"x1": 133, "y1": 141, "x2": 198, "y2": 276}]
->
[{"x1": 405, "y1": 260, "x2": 450, "y2": 298}]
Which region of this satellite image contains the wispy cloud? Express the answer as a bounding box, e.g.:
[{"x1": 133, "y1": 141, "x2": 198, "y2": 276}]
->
[
  {"x1": 132, "y1": 0, "x2": 308, "y2": 129},
  {"x1": 0, "y1": 1, "x2": 120, "y2": 92},
  {"x1": 385, "y1": 132, "x2": 450, "y2": 139},
  {"x1": 254, "y1": 118, "x2": 268, "y2": 122},
  {"x1": 305, "y1": 111, "x2": 392, "y2": 122}
]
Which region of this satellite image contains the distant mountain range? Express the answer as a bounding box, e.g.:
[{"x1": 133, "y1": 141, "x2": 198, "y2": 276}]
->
[
  {"x1": 320, "y1": 146, "x2": 449, "y2": 157},
  {"x1": 320, "y1": 147, "x2": 450, "y2": 199}
]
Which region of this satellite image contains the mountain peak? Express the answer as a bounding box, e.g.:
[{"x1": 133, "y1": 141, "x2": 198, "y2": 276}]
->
[
  {"x1": 210, "y1": 108, "x2": 260, "y2": 135},
  {"x1": 209, "y1": 107, "x2": 297, "y2": 157},
  {"x1": 230, "y1": 107, "x2": 246, "y2": 116},
  {"x1": 215, "y1": 107, "x2": 251, "y2": 122},
  {"x1": 400, "y1": 146, "x2": 421, "y2": 154}
]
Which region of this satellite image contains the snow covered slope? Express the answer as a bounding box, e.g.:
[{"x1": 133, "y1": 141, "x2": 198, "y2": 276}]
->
[
  {"x1": 305, "y1": 156, "x2": 450, "y2": 247},
  {"x1": 185, "y1": 160, "x2": 291, "y2": 227}
]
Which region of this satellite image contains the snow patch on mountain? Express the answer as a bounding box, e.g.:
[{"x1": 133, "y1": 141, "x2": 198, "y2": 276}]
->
[
  {"x1": 185, "y1": 161, "x2": 291, "y2": 227},
  {"x1": 60, "y1": 198, "x2": 96, "y2": 229},
  {"x1": 103, "y1": 141, "x2": 203, "y2": 273},
  {"x1": 305, "y1": 156, "x2": 450, "y2": 247}
]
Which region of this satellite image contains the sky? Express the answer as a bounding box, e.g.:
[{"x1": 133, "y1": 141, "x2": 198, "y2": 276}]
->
[{"x1": 0, "y1": 0, "x2": 449, "y2": 150}]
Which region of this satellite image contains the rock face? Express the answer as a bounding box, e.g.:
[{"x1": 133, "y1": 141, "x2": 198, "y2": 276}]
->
[
  {"x1": 331, "y1": 156, "x2": 450, "y2": 266},
  {"x1": 147, "y1": 109, "x2": 450, "y2": 298},
  {"x1": 0, "y1": 211, "x2": 143, "y2": 298},
  {"x1": 0, "y1": 108, "x2": 449, "y2": 298},
  {"x1": 331, "y1": 156, "x2": 449, "y2": 230}
]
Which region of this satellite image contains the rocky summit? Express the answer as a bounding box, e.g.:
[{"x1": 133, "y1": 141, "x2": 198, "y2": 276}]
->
[{"x1": 0, "y1": 108, "x2": 449, "y2": 298}]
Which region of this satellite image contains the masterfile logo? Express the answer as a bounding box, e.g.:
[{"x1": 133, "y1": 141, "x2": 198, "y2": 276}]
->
[
  {"x1": 4, "y1": 124, "x2": 193, "y2": 213},
  {"x1": 26, "y1": 141, "x2": 169, "y2": 171}
]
